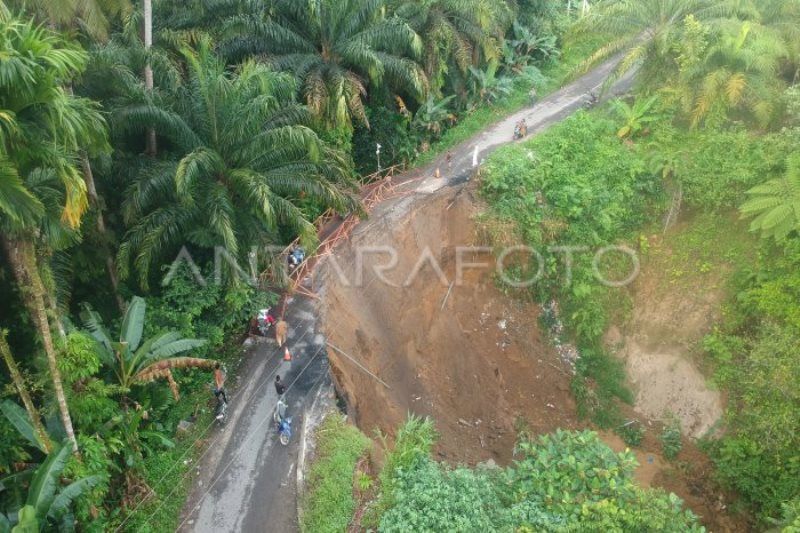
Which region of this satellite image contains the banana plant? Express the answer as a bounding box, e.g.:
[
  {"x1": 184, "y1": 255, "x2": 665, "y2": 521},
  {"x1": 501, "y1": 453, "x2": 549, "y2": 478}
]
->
[
  {"x1": 610, "y1": 95, "x2": 664, "y2": 139},
  {"x1": 412, "y1": 95, "x2": 456, "y2": 139},
  {"x1": 467, "y1": 61, "x2": 513, "y2": 108},
  {"x1": 0, "y1": 443, "x2": 100, "y2": 532},
  {"x1": 80, "y1": 296, "x2": 211, "y2": 400}
]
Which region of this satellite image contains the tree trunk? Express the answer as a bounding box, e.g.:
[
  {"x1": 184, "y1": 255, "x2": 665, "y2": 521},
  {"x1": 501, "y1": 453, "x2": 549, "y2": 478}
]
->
[
  {"x1": 80, "y1": 154, "x2": 126, "y2": 313},
  {"x1": 64, "y1": 83, "x2": 125, "y2": 312},
  {"x1": 143, "y1": 0, "x2": 157, "y2": 156},
  {"x1": 0, "y1": 330, "x2": 53, "y2": 454},
  {"x1": 1, "y1": 235, "x2": 79, "y2": 453}
]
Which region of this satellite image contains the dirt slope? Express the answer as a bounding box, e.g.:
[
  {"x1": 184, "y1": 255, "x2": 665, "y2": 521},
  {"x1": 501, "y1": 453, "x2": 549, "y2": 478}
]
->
[{"x1": 321, "y1": 186, "x2": 579, "y2": 464}]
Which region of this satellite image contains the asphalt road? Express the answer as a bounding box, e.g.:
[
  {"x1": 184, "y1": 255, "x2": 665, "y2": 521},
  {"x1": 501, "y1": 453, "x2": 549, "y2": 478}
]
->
[
  {"x1": 178, "y1": 295, "x2": 329, "y2": 532},
  {"x1": 176, "y1": 55, "x2": 635, "y2": 533}
]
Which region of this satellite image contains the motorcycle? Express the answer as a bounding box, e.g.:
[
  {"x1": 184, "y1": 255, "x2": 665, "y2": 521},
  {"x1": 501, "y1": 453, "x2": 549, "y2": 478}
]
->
[
  {"x1": 214, "y1": 391, "x2": 228, "y2": 425},
  {"x1": 584, "y1": 92, "x2": 599, "y2": 109},
  {"x1": 277, "y1": 416, "x2": 292, "y2": 445},
  {"x1": 287, "y1": 246, "x2": 306, "y2": 273},
  {"x1": 513, "y1": 121, "x2": 528, "y2": 140},
  {"x1": 253, "y1": 307, "x2": 276, "y2": 336}
]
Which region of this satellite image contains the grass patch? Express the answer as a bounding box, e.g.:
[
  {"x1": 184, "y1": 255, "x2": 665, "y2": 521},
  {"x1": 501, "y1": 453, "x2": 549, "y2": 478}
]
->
[
  {"x1": 300, "y1": 413, "x2": 370, "y2": 533},
  {"x1": 653, "y1": 211, "x2": 755, "y2": 290}
]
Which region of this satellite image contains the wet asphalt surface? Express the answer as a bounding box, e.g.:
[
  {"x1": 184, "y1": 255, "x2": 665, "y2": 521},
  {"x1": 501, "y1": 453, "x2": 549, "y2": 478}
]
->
[
  {"x1": 178, "y1": 294, "x2": 329, "y2": 532},
  {"x1": 175, "y1": 55, "x2": 636, "y2": 533}
]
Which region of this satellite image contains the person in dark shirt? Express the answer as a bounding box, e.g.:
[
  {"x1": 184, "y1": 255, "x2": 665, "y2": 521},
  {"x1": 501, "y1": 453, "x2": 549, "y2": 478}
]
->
[{"x1": 275, "y1": 374, "x2": 286, "y2": 396}]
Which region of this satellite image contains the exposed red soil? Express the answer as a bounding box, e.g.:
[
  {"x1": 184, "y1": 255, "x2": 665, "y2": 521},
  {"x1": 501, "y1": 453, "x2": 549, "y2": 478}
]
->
[
  {"x1": 320, "y1": 184, "x2": 751, "y2": 530},
  {"x1": 322, "y1": 186, "x2": 579, "y2": 464}
]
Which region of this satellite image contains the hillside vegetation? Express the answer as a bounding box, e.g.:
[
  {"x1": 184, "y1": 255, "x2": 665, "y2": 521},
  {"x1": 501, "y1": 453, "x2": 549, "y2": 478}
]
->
[{"x1": 2, "y1": 0, "x2": 800, "y2": 531}]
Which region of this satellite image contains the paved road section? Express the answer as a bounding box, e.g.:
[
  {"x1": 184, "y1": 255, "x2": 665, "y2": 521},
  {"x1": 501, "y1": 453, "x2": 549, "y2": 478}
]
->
[{"x1": 178, "y1": 295, "x2": 329, "y2": 532}]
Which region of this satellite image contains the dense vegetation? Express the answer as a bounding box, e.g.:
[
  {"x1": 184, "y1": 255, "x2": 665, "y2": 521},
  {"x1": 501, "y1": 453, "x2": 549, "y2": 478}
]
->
[
  {"x1": 370, "y1": 417, "x2": 701, "y2": 531},
  {"x1": 480, "y1": 0, "x2": 800, "y2": 528},
  {"x1": 0, "y1": 0, "x2": 579, "y2": 530},
  {"x1": 3, "y1": 0, "x2": 800, "y2": 530}
]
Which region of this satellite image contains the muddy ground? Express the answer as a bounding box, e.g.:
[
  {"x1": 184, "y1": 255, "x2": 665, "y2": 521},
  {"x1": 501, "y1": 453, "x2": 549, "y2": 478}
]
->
[{"x1": 320, "y1": 184, "x2": 749, "y2": 531}]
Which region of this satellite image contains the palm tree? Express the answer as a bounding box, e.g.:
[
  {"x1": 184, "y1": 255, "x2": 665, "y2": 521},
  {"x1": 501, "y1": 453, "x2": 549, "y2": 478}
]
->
[
  {"x1": 6, "y1": 0, "x2": 133, "y2": 312},
  {"x1": 0, "y1": 7, "x2": 109, "y2": 453},
  {"x1": 142, "y1": 0, "x2": 157, "y2": 156},
  {"x1": 721, "y1": 0, "x2": 800, "y2": 82},
  {"x1": 685, "y1": 21, "x2": 786, "y2": 127},
  {"x1": 740, "y1": 153, "x2": 800, "y2": 241},
  {"x1": 574, "y1": 0, "x2": 719, "y2": 85},
  {"x1": 391, "y1": 0, "x2": 512, "y2": 95},
  {"x1": 116, "y1": 39, "x2": 358, "y2": 288},
  {"x1": 4, "y1": 0, "x2": 131, "y2": 41},
  {"x1": 221, "y1": 0, "x2": 426, "y2": 129},
  {"x1": 0, "y1": 443, "x2": 100, "y2": 531},
  {"x1": 80, "y1": 296, "x2": 210, "y2": 400}
]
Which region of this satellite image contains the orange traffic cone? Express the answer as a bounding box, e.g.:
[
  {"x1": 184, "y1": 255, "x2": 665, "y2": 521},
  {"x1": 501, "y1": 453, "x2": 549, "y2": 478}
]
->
[{"x1": 283, "y1": 347, "x2": 292, "y2": 361}]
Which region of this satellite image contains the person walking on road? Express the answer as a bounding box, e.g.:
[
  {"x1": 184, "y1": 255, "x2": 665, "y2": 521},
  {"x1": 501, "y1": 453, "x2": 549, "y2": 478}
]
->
[
  {"x1": 275, "y1": 318, "x2": 288, "y2": 346},
  {"x1": 275, "y1": 374, "x2": 286, "y2": 397},
  {"x1": 213, "y1": 363, "x2": 228, "y2": 403}
]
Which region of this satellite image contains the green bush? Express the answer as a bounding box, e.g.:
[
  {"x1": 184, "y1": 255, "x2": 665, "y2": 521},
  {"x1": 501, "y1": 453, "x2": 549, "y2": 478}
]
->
[
  {"x1": 379, "y1": 459, "x2": 507, "y2": 532},
  {"x1": 375, "y1": 421, "x2": 702, "y2": 531},
  {"x1": 702, "y1": 239, "x2": 800, "y2": 520},
  {"x1": 617, "y1": 422, "x2": 646, "y2": 447},
  {"x1": 659, "y1": 418, "x2": 683, "y2": 460},
  {"x1": 301, "y1": 414, "x2": 370, "y2": 533},
  {"x1": 648, "y1": 126, "x2": 791, "y2": 210}
]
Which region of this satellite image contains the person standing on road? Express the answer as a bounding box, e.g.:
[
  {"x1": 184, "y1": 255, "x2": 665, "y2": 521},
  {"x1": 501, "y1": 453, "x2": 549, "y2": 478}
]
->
[
  {"x1": 213, "y1": 363, "x2": 228, "y2": 403},
  {"x1": 275, "y1": 374, "x2": 286, "y2": 397},
  {"x1": 275, "y1": 318, "x2": 288, "y2": 346}
]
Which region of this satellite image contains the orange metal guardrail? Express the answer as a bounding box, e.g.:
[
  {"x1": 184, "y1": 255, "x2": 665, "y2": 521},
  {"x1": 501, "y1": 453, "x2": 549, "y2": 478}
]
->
[{"x1": 259, "y1": 164, "x2": 405, "y2": 298}]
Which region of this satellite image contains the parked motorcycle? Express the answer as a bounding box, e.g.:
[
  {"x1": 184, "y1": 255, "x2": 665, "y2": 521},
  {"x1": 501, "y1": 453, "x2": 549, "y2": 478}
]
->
[
  {"x1": 250, "y1": 307, "x2": 275, "y2": 337},
  {"x1": 214, "y1": 391, "x2": 228, "y2": 425}
]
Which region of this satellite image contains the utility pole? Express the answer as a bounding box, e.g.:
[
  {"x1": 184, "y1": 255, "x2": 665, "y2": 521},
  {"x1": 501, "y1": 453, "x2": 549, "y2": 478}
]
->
[{"x1": 376, "y1": 143, "x2": 382, "y2": 172}]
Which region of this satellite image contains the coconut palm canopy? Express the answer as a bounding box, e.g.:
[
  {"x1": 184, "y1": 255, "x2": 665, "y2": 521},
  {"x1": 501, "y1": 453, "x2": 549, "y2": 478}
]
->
[
  {"x1": 391, "y1": 0, "x2": 512, "y2": 95},
  {"x1": 0, "y1": 7, "x2": 107, "y2": 232}
]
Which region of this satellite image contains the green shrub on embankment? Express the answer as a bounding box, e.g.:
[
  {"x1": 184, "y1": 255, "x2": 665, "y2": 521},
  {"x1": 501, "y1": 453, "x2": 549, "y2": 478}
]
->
[
  {"x1": 480, "y1": 111, "x2": 658, "y2": 427},
  {"x1": 301, "y1": 414, "x2": 370, "y2": 533}
]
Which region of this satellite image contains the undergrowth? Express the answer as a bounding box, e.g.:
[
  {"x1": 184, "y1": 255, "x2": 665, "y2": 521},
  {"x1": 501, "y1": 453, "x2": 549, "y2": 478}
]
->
[{"x1": 300, "y1": 414, "x2": 370, "y2": 533}]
